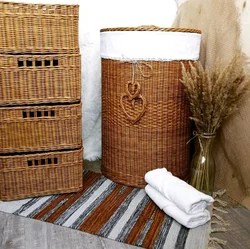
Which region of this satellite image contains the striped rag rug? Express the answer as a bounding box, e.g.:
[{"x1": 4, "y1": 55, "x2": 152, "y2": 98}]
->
[{"x1": 0, "y1": 171, "x2": 209, "y2": 249}]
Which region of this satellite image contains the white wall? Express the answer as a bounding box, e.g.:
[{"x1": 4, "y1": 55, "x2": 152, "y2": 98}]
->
[
  {"x1": 8, "y1": 0, "x2": 178, "y2": 160},
  {"x1": 82, "y1": 0, "x2": 177, "y2": 30}
]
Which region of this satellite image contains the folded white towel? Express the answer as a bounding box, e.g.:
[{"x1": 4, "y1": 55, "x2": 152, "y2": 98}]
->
[
  {"x1": 145, "y1": 168, "x2": 214, "y2": 214},
  {"x1": 145, "y1": 185, "x2": 211, "y2": 228}
]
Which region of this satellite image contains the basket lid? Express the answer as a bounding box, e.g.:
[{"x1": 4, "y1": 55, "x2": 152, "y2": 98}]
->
[{"x1": 100, "y1": 26, "x2": 201, "y2": 61}]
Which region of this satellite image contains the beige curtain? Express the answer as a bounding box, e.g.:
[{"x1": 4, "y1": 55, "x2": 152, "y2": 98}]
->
[{"x1": 172, "y1": 0, "x2": 250, "y2": 209}]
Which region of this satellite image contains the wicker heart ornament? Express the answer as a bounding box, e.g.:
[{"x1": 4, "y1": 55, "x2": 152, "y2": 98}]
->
[{"x1": 120, "y1": 81, "x2": 146, "y2": 124}]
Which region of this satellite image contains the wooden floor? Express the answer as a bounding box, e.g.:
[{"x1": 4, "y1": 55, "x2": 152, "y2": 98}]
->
[
  {"x1": 0, "y1": 211, "x2": 141, "y2": 249},
  {"x1": 0, "y1": 161, "x2": 249, "y2": 249},
  {"x1": 213, "y1": 207, "x2": 250, "y2": 249}
]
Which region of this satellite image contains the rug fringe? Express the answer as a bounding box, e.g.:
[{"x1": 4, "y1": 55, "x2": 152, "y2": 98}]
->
[
  {"x1": 214, "y1": 198, "x2": 228, "y2": 207},
  {"x1": 211, "y1": 220, "x2": 229, "y2": 226},
  {"x1": 213, "y1": 206, "x2": 228, "y2": 214},
  {"x1": 212, "y1": 213, "x2": 229, "y2": 226},
  {"x1": 211, "y1": 227, "x2": 227, "y2": 233},
  {"x1": 213, "y1": 189, "x2": 227, "y2": 198},
  {"x1": 208, "y1": 237, "x2": 227, "y2": 249},
  {"x1": 207, "y1": 189, "x2": 229, "y2": 249}
]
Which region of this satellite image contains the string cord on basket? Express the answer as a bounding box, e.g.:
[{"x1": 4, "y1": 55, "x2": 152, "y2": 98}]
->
[
  {"x1": 119, "y1": 59, "x2": 153, "y2": 124},
  {"x1": 130, "y1": 60, "x2": 153, "y2": 83}
]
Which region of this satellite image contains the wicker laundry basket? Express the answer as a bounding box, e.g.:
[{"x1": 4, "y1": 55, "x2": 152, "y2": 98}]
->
[
  {"x1": 0, "y1": 2, "x2": 79, "y2": 54},
  {"x1": 0, "y1": 54, "x2": 81, "y2": 106},
  {"x1": 0, "y1": 103, "x2": 82, "y2": 153},
  {"x1": 0, "y1": 148, "x2": 83, "y2": 201},
  {"x1": 101, "y1": 26, "x2": 201, "y2": 187}
]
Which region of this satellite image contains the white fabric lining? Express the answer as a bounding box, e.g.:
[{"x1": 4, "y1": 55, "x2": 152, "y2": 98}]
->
[{"x1": 101, "y1": 31, "x2": 201, "y2": 61}]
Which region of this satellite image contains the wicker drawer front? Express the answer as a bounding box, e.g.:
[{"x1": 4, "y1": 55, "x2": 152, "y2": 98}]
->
[
  {"x1": 0, "y1": 103, "x2": 82, "y2": 153},
  {"x1": 0, "y1": 54, "x2": 81, "y2": 106},
  {"x1": 0, "y1": 148, "x2": 83, "y2": 201},
  {"x1": 0, "y1": 2, "x2": 79, "y2": 54}
]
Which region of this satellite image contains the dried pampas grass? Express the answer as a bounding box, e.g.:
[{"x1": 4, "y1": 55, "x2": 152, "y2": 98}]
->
[
  {"x1": 181, "y1": 53, "x2": 250, "y2": 135},
  {"x1": 181, "y1": 53, "x2": 250, "y2": 194}
]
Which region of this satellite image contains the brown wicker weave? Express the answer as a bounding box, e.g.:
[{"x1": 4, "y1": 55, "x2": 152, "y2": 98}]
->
[
  {"x1": 102, "y1": 59, "x2": 192, "y2": 188},
  {"x1": 0, "y1": 54, "x2": 81, "y2": 106},
  {"x1": 0, "y1": 148, "x2": 83, "y2": 201},
  {"x1": 0, "y1": 103, "x2": 82, "y2": 153},
  {"x1": 0, "y1": 2, "x2": 79, "y2": 54},
  {"x1": 101, "y1": 27, "x2": 201, "y2": 188},
  {"x1": 100, "y1": 26, "x2": 201, "y2": 33}
]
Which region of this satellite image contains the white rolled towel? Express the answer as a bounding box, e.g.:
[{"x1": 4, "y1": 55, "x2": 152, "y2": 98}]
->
[
  {"x1": 145, "y1": 168, "x2": 214, "y2": 214},
  {"x1": 145, "y1": 185, "x2": 211, "y2": 228}
]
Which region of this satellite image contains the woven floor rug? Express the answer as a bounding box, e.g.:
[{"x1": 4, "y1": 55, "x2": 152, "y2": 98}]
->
[{"x1": 0, "y1": 170, "x2": 209, "y2": 249}]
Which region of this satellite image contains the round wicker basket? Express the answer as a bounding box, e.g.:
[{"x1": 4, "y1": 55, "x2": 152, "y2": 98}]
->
[{"x1": 101, "y1": 26, "x2": 201, "y2": 188}]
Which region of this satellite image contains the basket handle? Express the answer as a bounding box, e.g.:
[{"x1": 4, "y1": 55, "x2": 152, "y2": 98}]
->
[
  {"x1": 17, "y1": 58, "x2": 59, "y2": 68},
  {"x1": 22, "y1": 110, "x2": 55, "y2": 119},
  {"x1": 27, "y1": 157, "x2": 58, "y2": 167}
]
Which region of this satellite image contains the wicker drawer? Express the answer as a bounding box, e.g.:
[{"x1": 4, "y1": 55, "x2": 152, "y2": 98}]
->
[
  {"x1": 0, "y1": 2, "x2": 79, "y2": 54},
  {"x1": 0, "y1": 103, "x2": 82, "y2": 153},
  {"x1": 0, "y1": 54, "x2": 81, "y2": 106},
  {"x1": 0, "y1": 148, "x2": 83, "y2": 201}
]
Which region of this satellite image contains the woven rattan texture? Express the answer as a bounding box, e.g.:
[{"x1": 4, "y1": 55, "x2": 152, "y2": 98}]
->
[
  {"x1": 102, "y1": 59, "x2": 192, "y2": 188},
  {"x1": 0, "y1": 2, "x2": 79, "y2": 54},
  {"x1": 0, "y1": 103, "x2": 82, "y2": 154},
  {"x1": 0, "y1": 148, "x2": 83, "y2": 201},
  {"x1": 0, "y1": 2, "x2": 83, "y2": 201},
  {"x1": 0, "y1": 54, "x2": 81, "y2": 106},
  {"x1": 100, "y1": 26, "x2": 201, "y2": 34}
]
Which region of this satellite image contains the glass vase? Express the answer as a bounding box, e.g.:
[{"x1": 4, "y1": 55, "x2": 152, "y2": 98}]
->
[{"x1": 189, "y1": 133, "x2": 216, "y2": 196}]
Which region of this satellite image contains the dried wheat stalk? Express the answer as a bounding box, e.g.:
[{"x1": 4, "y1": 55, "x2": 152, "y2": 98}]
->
[
  {"x1": 181, "y1": 53, "x2": 250, "y2": 135},
  {"x1": 181, "y1": 53, "x2": 250, "y2": 194}
]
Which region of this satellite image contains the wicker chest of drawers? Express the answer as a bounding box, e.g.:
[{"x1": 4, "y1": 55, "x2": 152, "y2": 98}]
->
[{"x1": 0, "y1": 2, "x2": 83, "y2": 201}]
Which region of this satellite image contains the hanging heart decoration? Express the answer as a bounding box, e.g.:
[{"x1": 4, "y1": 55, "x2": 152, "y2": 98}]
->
[{"x1": 120, "y1": 81, "x2": 147, "y2": 124}]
